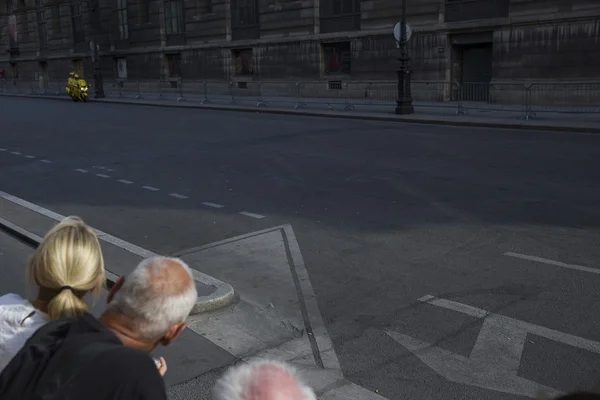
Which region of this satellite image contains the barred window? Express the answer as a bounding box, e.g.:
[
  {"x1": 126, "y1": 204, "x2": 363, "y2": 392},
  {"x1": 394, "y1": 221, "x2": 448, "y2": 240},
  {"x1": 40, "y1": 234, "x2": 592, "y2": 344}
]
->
[
  {"x1": 166, "y1": 53, "x2": 181, "y2": 77},
  {"x1": 232, "y1": 48, "x2": 253, "y2": 76},
  {"x1": 323, "y1": 42, "x2": 351, "y2": 75}
]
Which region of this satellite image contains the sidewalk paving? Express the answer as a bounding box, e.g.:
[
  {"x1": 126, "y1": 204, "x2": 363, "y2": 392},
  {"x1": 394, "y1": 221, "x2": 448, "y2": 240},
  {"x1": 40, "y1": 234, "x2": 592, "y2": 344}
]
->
[
  {"x1": 2, "y1": 89, "x2": 600, "y2": 133},
  {"x1": 0, "y1": 190, "x2": 388, "y2": 399}
]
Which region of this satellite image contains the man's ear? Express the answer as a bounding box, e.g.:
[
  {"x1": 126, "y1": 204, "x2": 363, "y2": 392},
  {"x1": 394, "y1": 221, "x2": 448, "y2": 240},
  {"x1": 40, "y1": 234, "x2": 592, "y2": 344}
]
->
[
  {"x1": 107, "y1": 276, "x2": 125, "y2": 304},
  {"x1": 159, "y1": 322, "x2": 187, "y2": 346}
]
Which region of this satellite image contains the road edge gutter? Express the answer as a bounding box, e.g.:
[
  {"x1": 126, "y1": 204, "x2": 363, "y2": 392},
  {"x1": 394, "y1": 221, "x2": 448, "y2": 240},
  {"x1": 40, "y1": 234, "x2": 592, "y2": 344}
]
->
[{"x1": 2, "y1": 92, "x2": 598, "y2": 134}]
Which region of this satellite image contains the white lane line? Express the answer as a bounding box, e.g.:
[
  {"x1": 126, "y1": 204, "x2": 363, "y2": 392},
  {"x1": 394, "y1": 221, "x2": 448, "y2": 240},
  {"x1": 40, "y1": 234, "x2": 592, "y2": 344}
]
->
[
  {"x1": 10, "y1": 151, "x2": 21, "y2": 155},
  {"x1": 118, "y1": 179, "x2": 133, "y2": 184},
  {"x1": 75, "y1": 169, "x2": 88, "y2": 173},
  {"x1": 169, "y1": 193, "x2": 188, "y2": 199},
  {"x1": 40, "y1": 159, "x2": 52, "y2": 163},
  {"x1": 239, "y1": 211, "x2": 266, "y2": 219},
  {"x1": 202, "y1": 202, "x2": 224, "y2": 209},
  {"x1": 504, "y1": 252, "x2": 600, "y2": 275},
  {"x1": 142, "y1": 186, "x2": 160, "y2": 192},
  {"x1": 418, "y1": 295, "x2": 489, "y2": 319},
  {"x1": 96, "y1": 174, "x2": 110, "y2": 178},
  {"x1": 25, "y1": 155, "x2": 36, "y2": 159},
  {"x1": 0, "y1": 148, "x2": 5, "y2": 151}
]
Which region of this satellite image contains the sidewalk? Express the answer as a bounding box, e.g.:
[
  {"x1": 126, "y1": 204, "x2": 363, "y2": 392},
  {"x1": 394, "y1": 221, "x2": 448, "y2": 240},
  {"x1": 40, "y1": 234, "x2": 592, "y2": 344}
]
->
[
  {"x1": 2, "y1": 89, "x2": 600, "y2": 133},
  {"x1": 0, "y1": 189, "x2": 387, "y2": 399}
]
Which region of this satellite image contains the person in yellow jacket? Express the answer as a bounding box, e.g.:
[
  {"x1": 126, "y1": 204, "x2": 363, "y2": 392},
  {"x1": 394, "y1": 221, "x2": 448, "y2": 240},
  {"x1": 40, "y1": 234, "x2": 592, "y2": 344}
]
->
[{"x1": 66, "y1": 72, "x2": 76, "y2": 95}]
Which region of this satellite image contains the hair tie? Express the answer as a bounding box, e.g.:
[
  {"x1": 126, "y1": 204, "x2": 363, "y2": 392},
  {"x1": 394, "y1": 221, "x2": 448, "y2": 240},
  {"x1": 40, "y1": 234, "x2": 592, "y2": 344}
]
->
[{"x1": 60, "y1": 286, "x2": 73, "y2": 292}]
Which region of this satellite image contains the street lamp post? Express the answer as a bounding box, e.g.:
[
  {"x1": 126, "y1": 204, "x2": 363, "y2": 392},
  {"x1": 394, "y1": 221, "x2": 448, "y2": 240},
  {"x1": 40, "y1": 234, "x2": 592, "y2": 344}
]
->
[
  {"x1": 92, "y1": 42, "x2": 105, "y2": 98},
  {"x1": 395, "y1": 0, "x2": 414, "y2": 114},
  {"x1": 89, "y1": 0, "x2": 105, "y2": 98}
]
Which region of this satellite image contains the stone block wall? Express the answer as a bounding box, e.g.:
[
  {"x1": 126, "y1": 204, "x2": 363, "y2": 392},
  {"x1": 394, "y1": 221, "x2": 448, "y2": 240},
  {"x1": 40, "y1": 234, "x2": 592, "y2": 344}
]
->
[{"x1": 1, "y1": 0, "x2": 600, "y2": 87}]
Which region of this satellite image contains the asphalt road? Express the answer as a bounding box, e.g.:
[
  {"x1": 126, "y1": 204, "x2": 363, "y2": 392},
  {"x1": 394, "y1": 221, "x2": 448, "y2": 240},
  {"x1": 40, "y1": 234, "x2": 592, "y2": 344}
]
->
[{"x1": 2, "y1": 96, "x2": 600, "y2": 399}]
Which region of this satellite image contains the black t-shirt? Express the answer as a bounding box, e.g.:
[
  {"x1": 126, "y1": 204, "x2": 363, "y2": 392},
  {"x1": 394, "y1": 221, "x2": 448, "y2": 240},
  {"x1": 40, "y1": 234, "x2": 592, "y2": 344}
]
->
[{"x1": 0, "y1": 313, "x2": 167, "y2": 400}]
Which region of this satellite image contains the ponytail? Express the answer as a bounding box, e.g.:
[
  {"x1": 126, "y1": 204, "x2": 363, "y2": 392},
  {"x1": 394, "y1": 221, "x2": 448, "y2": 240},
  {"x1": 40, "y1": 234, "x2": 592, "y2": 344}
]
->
[
  {"x1": 46, "y1": 288, "x2": 89, "y2": 320},
  {"x1": 27, "y1": 216, "x2": 105, "y2": 320}
]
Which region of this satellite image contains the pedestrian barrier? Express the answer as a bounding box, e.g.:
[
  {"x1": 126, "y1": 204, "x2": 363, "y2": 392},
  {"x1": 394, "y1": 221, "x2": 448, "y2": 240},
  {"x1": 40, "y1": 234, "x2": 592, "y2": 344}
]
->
[{"x1": 2, "y1": 78, "x2": 600, "y2": 120}]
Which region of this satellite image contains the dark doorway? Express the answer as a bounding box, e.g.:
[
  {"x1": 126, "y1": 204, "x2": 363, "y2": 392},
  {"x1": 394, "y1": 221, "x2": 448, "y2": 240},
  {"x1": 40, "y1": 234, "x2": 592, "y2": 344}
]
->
[
  {"x1": 458, "y1": 43, "x2": 493, "y2": 101},
  {"x1": 461, "y1": 44, "x2": 492, "y2": 83}
]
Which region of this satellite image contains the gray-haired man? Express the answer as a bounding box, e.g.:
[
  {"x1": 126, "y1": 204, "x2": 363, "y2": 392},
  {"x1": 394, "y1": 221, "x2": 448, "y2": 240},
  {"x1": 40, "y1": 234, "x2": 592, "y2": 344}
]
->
[
  {"x1": 213, "y1": 360, "x2": 317, "y2": 400},
  {"x1": 0, "y1": 256, "x2": 197, "y2": 400}
]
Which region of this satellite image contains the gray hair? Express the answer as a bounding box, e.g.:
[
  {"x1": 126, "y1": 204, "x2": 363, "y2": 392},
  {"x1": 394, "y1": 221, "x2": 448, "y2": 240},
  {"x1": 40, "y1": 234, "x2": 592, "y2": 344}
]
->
[
  {"x1": 108, "y1": 256, "x2": 197, "y2": 339},
  {"x1": 213, "y1": 359, "x2": 317, "y2": 400}
]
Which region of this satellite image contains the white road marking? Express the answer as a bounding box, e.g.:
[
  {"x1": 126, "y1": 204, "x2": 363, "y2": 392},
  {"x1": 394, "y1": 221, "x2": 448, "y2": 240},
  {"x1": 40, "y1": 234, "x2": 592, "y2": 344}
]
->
[
  {"x1": 40, "y1": 159, "x2": 52, "y2": 163},
  {"x1": 169, "y1": 193, "x2": 188, "y2": 199},
  {"x1": 0, "y1": 148, "x2": 5, "y2": 151},
  {"x1": 418, "y1": 295, "x2": 600, "y2": 352},
  {"x1": 10, "y1": 151, "x2": 21, "y2": 155},
  {"x1": 504, "y1": 252, "x2": 600, "y2": 275},
  {"x1": 142, "y1": 186, "x2": 160, "y2": 191},
  {"x1": 96, "y1": 174, "x2": 110, "y2": 178},
  {"x1": 0, "y1": 189, "x2": 235, "y2": 319},
  {"x1": 75, "y1": 169, "x2": 88, "y2": 173},
  {"x1": 239, "y1": 211, "x2": 266, "y2": 219},
  {"x1": 25, "y1": 155, "x2": 36, "y2": 159},
  {"x1": 418, "y1": 294, "x2": 489, "y2": 318},
  {"x1": 117, "y1": 179, "x2": 133, "y2": 184},
  {"x1": 387, "y1": 294, "x2": 600, "y2": 398},
  {"x1": 202, "y1": 202, "x2": 224, "y2": 208}
]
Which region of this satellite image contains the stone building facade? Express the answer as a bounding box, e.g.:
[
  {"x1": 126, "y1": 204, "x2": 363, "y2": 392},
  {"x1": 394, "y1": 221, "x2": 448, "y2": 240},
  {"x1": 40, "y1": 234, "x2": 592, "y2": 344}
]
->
[{"x1": 0, "y1": 0, "x2": 599, "y2": 83}]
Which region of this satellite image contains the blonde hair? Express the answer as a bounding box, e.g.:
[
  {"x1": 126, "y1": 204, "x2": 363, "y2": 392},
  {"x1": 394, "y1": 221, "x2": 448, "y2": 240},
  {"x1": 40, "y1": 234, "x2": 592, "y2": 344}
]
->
[{"x1": 27, "y1": 216, "x2": 105, "y2": 320}]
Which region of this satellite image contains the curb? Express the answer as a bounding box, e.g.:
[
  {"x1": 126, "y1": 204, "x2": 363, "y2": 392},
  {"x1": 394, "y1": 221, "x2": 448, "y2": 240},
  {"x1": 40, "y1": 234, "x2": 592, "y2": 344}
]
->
[
  {"x1": 1, "y1": 92, "x2": 599, "y2": 134},
  {"x1": 0, "y1": 213, "x2": 235, "y2": 314}
]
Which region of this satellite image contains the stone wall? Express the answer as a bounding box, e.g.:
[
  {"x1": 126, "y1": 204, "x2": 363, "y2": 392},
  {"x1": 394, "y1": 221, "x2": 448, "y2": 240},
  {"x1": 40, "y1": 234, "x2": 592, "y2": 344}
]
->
[
  {"x1": 2, "y1": 0, "x2": 600, "y2": 84},
  {"x1": 493, "y1": 19, "x2": 600, "y2": 81}
]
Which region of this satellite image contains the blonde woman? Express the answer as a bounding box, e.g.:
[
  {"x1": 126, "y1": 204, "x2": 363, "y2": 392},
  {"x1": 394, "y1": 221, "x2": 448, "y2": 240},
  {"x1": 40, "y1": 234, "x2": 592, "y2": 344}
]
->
[{"x1": 0, "y1": 216, "x2": 105, "y2": 372}]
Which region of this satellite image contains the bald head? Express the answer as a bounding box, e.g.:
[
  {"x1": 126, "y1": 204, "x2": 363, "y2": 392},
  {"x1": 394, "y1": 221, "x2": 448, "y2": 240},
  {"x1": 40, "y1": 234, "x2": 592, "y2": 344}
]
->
[
  {"x1": 106, "y1": 256, "x2": 197, "y2": 339},
  {"x1": 213, "y1": 360, "x2": 316, "y2": 400}
]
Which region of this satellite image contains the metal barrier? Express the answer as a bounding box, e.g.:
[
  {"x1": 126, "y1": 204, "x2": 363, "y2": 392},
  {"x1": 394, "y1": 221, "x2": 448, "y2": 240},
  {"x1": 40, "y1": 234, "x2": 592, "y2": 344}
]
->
[{"x1": 3, "y1": 79, "x2": 600, "y2": 120}]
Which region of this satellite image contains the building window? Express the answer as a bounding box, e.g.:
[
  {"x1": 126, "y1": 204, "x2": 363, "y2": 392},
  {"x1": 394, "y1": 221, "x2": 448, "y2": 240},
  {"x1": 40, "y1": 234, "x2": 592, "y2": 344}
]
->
[
  {"x1": 7, "y1": 14, "x2": 19, "y2": 54},
  {"x1": 196, "y1": 0, "x2": 211, "y2": 15},
  {"x1": 445, "y1": 0, "x2": 509, "y2": 22},
  {"x1": 6, "y1": 0, "x2": 16, "y2": 13},
  {"x1": 52, "y1": 3, "x2": 61, "y2": 33},
  {"x1": 232, "y1": 48, "x2": 253, "y2": 76},
  {"x1": 19, "y1": 0, "x2": 30, "y2": 40},
  {"x1": 73, "y1": 59, "x2": 83, "y2": 75},
  {"x1": 232, "y1": 0, "x2": 257, "y2": 27},
  {"x1": 38, "y1": 61, "x2": 48, "y2": 80},
  {"x1": 320, "y1": 0, "x2": 360, "y2": 33},
  {"x1": 36, "y1": 0, "x2": 47, "y2": 48},
  {"x1": 166, "y1": 53, "x2": 181, "y2": 78},
  {"x1": 138, "y1": 0, "x2": 150, "y2": 23},
  {"x1": 71, "y1": 4, "x2": 84, "y2": 43},
  {"x1": 10, "y1": 62, "x2": 19, "y2": 79},
  {"x1": 231, "y1": 0, "x2": 258, "y2": 40},
  {"x1": 115, "y1": 57, "x2": 128, "y2": 78},
  {"x1": 323, "y1": 42, "x2": 351, "y2": 75},
  {"x1": 164, "y1": 0, "x2": 182, "y2": 34},
  {"x1": 116, "y1": 0, "x2": 129, "y2": 40}
]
